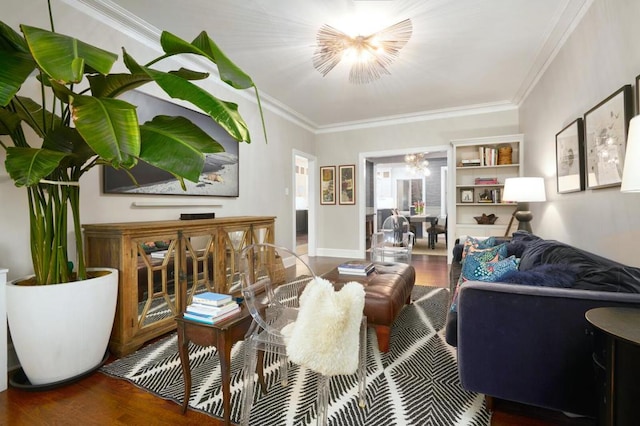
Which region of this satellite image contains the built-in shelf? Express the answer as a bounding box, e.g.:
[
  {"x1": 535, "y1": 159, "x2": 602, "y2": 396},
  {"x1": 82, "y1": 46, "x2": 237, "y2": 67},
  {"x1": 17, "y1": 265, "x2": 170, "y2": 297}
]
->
[{"x1": 450, "y1": 134, "x2": 523, "y2": 243}]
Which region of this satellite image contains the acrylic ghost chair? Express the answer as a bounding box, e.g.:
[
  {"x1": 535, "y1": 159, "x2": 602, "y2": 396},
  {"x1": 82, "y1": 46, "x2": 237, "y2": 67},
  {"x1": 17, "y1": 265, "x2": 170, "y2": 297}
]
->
[
  {"x1": 238, "y1": 243, "x2": 367, "y2": 426},
  {"x1": 371, "y1": 213, "x2": 414, "y2": 263}
]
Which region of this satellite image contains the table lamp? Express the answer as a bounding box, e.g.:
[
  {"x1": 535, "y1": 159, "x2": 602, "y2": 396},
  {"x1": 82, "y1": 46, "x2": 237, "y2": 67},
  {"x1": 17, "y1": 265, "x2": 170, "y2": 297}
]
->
[
  {"x1": 621, "y1": 115, "x2": 640, "y2": 192},
  {"x1": 502, "y1": 177, "x2": 547, "y2": 234}
]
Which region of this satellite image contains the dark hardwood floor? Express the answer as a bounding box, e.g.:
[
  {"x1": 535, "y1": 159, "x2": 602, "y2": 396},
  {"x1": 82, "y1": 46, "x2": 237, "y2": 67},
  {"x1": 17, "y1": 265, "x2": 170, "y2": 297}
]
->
[{"x1": 0, "y1": 252, "x2": 594, "y2": 426}]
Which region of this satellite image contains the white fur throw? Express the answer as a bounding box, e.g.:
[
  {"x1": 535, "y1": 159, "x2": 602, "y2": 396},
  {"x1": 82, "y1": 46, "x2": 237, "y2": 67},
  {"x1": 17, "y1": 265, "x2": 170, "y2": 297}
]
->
[{"x1": 283, "y1": 277, "x2": 365, "y2": 376}]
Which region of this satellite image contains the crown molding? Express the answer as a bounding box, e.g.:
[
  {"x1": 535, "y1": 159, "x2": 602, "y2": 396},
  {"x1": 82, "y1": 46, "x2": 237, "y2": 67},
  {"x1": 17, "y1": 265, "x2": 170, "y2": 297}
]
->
[
  {"x1": 314, "y1": 101, "x2": 518, "y2": 134},
  {"x1": 514, "y1": 0, "x2": 594, "y2": 106}
]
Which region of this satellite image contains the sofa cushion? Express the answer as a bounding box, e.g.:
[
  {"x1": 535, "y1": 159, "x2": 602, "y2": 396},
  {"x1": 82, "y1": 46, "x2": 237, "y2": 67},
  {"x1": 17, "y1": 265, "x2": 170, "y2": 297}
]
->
[{"x1": 499, "y1": 263, "x2": 579, "y2": 287}]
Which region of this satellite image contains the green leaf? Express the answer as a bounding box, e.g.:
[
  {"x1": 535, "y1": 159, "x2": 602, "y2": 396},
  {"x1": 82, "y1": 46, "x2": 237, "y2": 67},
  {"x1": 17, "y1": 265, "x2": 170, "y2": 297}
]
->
[
  {"x1": 138, "y1": 115, "x2": 224, "y2": 182},
  {"x1": 21, "y1": 25, "x2": 117, "y2": 83},
  {"x1": 161, "y1": 31, "x2": 254, "y2": 90},
  {"x1": 70, "y1": 95, "x2": 139, "y2": 168},
  {"x1": 5, "y1": 146, "x2": 68, "y2": 186},
  {"x1": 0, "y1": 107, "x2": 21, "y2": 135},
  {"x1": 149, "y1": 67, "x2": 250, "y2": 142},
  {"x1": 0, "y1": 50, "x2": 36, "y2": 106},
  {"x1": 0, "y1": 21, "x2": 29, "y2": 52},
  {"x1": 12, "y1": 96, "x2": 62, "y2": 138},
  {"x1": 0, "y1": 22, "x2": 36, "y2": 106},
  {"x1": 168, "y1": 68, "x2": 209, "y2": 80},
  {"x1": 87, "y1": 73, "x2": 151, "y2": 98}
]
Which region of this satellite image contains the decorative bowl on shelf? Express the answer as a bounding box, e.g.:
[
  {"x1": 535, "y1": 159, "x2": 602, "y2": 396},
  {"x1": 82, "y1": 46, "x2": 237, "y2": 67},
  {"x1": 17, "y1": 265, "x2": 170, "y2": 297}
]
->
[{"x1": 474, "y1": 214, "x2": 498, "y2": 225}]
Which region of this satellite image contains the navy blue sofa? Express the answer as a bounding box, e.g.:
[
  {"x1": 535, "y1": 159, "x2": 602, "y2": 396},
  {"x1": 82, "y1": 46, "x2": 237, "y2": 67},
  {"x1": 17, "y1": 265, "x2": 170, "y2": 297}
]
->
[{"x1": 445, "y1": 232, "x2": 640, "y2": 417}]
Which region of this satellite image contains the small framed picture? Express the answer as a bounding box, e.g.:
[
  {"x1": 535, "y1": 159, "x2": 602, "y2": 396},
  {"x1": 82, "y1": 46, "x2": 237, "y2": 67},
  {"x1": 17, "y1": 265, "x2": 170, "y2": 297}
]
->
[
  {"x1": 555, "y1": 118, "x2": 585, "y2": 193},
  {"x1": 338, "y1": 164, "x2": 356, "y2": 205},
  {"x1": 460, "y1": 188, "x2": 474, "y2": 203},
  {"x1": 320, "y1": 166, "x2": 336, "y2": 205}
]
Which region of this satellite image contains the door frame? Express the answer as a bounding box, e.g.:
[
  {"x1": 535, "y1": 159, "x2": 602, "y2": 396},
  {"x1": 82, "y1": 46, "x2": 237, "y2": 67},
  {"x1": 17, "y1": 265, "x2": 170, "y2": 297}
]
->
[{"x1": 292, "y1": 150, "x2": 317, "y2": 256}]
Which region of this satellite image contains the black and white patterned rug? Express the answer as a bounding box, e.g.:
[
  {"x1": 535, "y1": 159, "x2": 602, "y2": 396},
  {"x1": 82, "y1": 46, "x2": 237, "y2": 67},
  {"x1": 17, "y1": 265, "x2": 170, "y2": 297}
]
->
[{"x1": 101, "y1": 286, "x2": 490, "y2": 425}]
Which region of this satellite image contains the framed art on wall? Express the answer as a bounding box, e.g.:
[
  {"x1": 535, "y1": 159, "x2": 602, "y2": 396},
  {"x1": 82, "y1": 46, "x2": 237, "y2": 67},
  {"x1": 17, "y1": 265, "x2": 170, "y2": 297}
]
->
[
  {"x1": 103, "y1": 90, "x2": 240, "y2": 197},
  {"x1": 583, "y1": 84, "x2": 633, "y2": 189},
  {"x1": 556, "y1": 118, "x2": 585, "y2": 193},
  {"x1": 338, "y1": 164, "x2": 356, "y2": 205},
  {"x1": 320, "y1": 166, "x2": 336, "y2": 205},
  {"x1": 460, "y1": 188, "x2": 474, "y2": 203}
]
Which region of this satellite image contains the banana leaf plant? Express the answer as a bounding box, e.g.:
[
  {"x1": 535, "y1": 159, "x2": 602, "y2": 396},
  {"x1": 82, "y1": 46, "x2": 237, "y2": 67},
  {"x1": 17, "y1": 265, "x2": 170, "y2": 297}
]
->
[{"x1": 0, "y1": 15, "x2": 266, "y2": 285}]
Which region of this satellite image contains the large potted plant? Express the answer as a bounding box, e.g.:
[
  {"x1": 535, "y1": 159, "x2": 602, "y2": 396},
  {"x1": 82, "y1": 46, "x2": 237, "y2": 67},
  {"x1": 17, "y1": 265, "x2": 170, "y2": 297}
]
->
[{"x1": 0, "y1": 3, "x2": 264, "y2": 386}]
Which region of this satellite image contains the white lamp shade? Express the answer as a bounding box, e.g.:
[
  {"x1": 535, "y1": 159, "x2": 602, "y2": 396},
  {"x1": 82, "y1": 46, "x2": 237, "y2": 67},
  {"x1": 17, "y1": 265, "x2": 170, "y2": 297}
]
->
[
  {"x1": 502, "y1": 177, "x2": 547, "y2": 202},
  {"x1": 621, "y1": 115, "x2": 640, "y2": 192}
]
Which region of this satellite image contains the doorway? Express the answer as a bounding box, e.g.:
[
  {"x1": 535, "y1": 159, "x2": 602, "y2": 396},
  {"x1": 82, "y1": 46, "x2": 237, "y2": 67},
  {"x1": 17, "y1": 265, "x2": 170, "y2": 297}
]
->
[
  {"x1": 293, "y1": 152, "x2": 316, "y2": 256},
  {"x1": 358, "y1": 146, "x2": 450, "y2": 258}
]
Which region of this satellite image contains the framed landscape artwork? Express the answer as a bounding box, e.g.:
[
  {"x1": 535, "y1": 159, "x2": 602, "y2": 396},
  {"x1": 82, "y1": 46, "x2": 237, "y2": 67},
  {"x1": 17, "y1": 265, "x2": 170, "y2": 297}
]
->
[
  {"x1": 320, "y1": 166, "x2": 336, "y2": 205},
  {"x1": 583, "y1": 84, "x2": 633, "y2": 189},
  {"x1": 103, "y1": 90, "x2": 240, "y2": 197},
  {"x1": 555, "y1": 118, "x2": 585, "y2": 193},
  {"x1": 339, "y1": 164, "x2": 356, "y2": 205}
]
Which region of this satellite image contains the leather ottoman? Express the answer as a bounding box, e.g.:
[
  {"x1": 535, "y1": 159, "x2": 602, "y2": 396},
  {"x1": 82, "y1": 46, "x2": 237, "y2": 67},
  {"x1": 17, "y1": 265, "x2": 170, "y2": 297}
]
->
[{"x1": 323, "y1": 262, "x2": 416, "y2": 352}]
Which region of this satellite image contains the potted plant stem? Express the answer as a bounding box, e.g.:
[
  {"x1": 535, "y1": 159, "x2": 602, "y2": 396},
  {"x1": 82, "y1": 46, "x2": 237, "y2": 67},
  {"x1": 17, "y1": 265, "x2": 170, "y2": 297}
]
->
[{"x1": 0, "y1": 1, "x2": 265, "y2": 385}]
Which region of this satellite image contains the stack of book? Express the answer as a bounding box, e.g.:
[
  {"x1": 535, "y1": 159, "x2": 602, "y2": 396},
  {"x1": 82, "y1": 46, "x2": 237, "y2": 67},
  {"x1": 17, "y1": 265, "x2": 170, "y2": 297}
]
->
[
  {"x1": 338, "y1": 260, "x2": 375, "y2": 276},
  {"x1": 184, "y1": 292, "x2": 240, "y2": 324},
  {"x1": 474, "y1": 177, "x2": 499, "y2": 185}
]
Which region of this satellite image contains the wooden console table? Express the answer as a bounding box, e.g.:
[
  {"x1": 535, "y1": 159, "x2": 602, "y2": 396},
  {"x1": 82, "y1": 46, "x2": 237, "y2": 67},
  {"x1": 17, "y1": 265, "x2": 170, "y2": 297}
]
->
[{"x1": 83, "y1": 216, "x2": 275, "y2": 357}]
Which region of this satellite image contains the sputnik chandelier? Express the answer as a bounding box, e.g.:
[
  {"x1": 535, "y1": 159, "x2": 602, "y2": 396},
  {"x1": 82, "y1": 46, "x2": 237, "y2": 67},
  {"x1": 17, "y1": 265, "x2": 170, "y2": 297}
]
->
[
  {"x1": 405, "y1": 153, "x2": 430, "y2": 176},
  {"x1": 312, "y1": 18, "x2": 412, "y2": 84}
]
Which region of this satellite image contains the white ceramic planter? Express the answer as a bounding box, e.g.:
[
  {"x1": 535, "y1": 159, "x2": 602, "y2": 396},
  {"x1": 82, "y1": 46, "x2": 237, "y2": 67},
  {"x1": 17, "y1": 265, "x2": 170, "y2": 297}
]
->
[
  {"x1": 1, "y1": 268, "x2": 7, "y2": 392},
  {"x1": 6, "y1": 268, "x2": 118, "y2": 386}
]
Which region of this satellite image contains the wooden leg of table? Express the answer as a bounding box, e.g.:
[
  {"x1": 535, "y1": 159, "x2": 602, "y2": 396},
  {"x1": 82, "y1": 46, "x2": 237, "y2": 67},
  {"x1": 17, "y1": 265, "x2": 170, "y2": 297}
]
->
[
  {"x1": 177, "y1": 327, "x2": 191, "y2": 414},
  {"x1": 375, "y1": 325, "x2": 391, "y2": 352}
]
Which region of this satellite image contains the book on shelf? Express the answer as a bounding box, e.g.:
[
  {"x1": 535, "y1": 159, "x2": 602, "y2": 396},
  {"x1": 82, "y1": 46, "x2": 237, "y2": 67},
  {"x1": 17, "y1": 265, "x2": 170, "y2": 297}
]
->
[
  {"x1": 474, "y1": 177, "x2": 499, "y2": 185},
  {"x1": 192, "y1": 291, "x2": 233, "y2": 307},
  {"x1": 460, "y1": 159, "x2": 481, "y2": 167},
  {"x1": 183, "y1": 305, "x2": 241, "y2": 325},
  {"x1": 186, "y1": 300, "x2": 239, "y2": 316}
]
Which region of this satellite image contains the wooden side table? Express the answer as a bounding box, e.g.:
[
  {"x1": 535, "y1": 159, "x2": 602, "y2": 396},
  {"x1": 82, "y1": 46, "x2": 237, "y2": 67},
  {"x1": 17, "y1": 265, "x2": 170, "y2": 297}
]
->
[
  {"x1": 586, "y1": 307, "x2": 640, "y2": 426},
  {"x1": 176, "y1": 305, "x2": 256, "y2": 426}
]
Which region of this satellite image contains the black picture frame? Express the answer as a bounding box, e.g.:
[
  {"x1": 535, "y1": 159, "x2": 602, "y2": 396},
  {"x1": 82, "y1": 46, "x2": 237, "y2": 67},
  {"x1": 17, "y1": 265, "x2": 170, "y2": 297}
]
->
[
  {"x1": 103, "y1": 90, "x2": 240, "y2": 197},
  {"x1": 583, "y1": 85, "x2": 633, "y2": 189},
  {"x1": 460, "y1": 188, "x2": 474, "y2": 203},
  {"x1": 555, "y1": 118, "x2": 585, "y2": 193}
]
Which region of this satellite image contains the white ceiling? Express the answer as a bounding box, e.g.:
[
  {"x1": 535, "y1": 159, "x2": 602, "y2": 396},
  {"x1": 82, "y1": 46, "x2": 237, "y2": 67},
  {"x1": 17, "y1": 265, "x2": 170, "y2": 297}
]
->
[{"x1": 87, "y1": 0, "x2": 591, "y2": 130}]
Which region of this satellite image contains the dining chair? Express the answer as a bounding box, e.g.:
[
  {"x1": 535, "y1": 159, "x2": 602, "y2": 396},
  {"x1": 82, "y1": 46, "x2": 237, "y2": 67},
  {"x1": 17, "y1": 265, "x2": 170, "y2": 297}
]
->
[{"x1": 371, "y1": 214, "x2": 414, "y2": 263}]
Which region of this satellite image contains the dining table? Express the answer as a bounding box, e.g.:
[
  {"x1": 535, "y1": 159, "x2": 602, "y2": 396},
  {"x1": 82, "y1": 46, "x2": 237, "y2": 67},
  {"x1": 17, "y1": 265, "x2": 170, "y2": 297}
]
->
[{"x1": 409, "y1": 214, "x2": 439, "y2": 248}]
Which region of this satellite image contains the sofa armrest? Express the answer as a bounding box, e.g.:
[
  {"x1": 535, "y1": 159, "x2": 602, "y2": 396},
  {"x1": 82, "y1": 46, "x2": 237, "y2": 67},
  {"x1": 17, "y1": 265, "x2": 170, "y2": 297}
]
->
[{"x1": 456, "y1": 281, "x2": 640, "y2": 416}]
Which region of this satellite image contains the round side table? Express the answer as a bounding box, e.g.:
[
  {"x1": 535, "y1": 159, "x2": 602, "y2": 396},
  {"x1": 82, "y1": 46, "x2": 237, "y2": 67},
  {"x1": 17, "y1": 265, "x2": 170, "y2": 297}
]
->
[{"x1": 585, "y1": 307, "x2": 640, "y2": 426}]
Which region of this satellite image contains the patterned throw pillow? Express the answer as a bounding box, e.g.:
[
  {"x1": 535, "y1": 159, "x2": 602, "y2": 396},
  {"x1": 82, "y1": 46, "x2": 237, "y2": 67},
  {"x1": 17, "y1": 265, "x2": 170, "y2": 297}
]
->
[
  {"x1": 450, "y1": 243, "x2": 510, "y2": 312},
  {"x1": 461, "y1": 236, "x2": 497, "y2": 259},
  {"x1": 461, "y1": 254, "x2": 520, "y2": 282}
]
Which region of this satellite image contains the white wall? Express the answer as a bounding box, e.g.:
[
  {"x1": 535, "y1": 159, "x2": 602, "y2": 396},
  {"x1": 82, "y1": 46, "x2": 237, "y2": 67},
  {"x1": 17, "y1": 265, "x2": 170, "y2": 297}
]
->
[
  {"x1": 520, "y1": 0, "x2": 640, "y2": 266},
  {"x1": 0, "y1": 0, "x2": 316, "y2": 280},
  {"x1": 315, "y1": 109, "x2": 520, "y2": 257}
]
